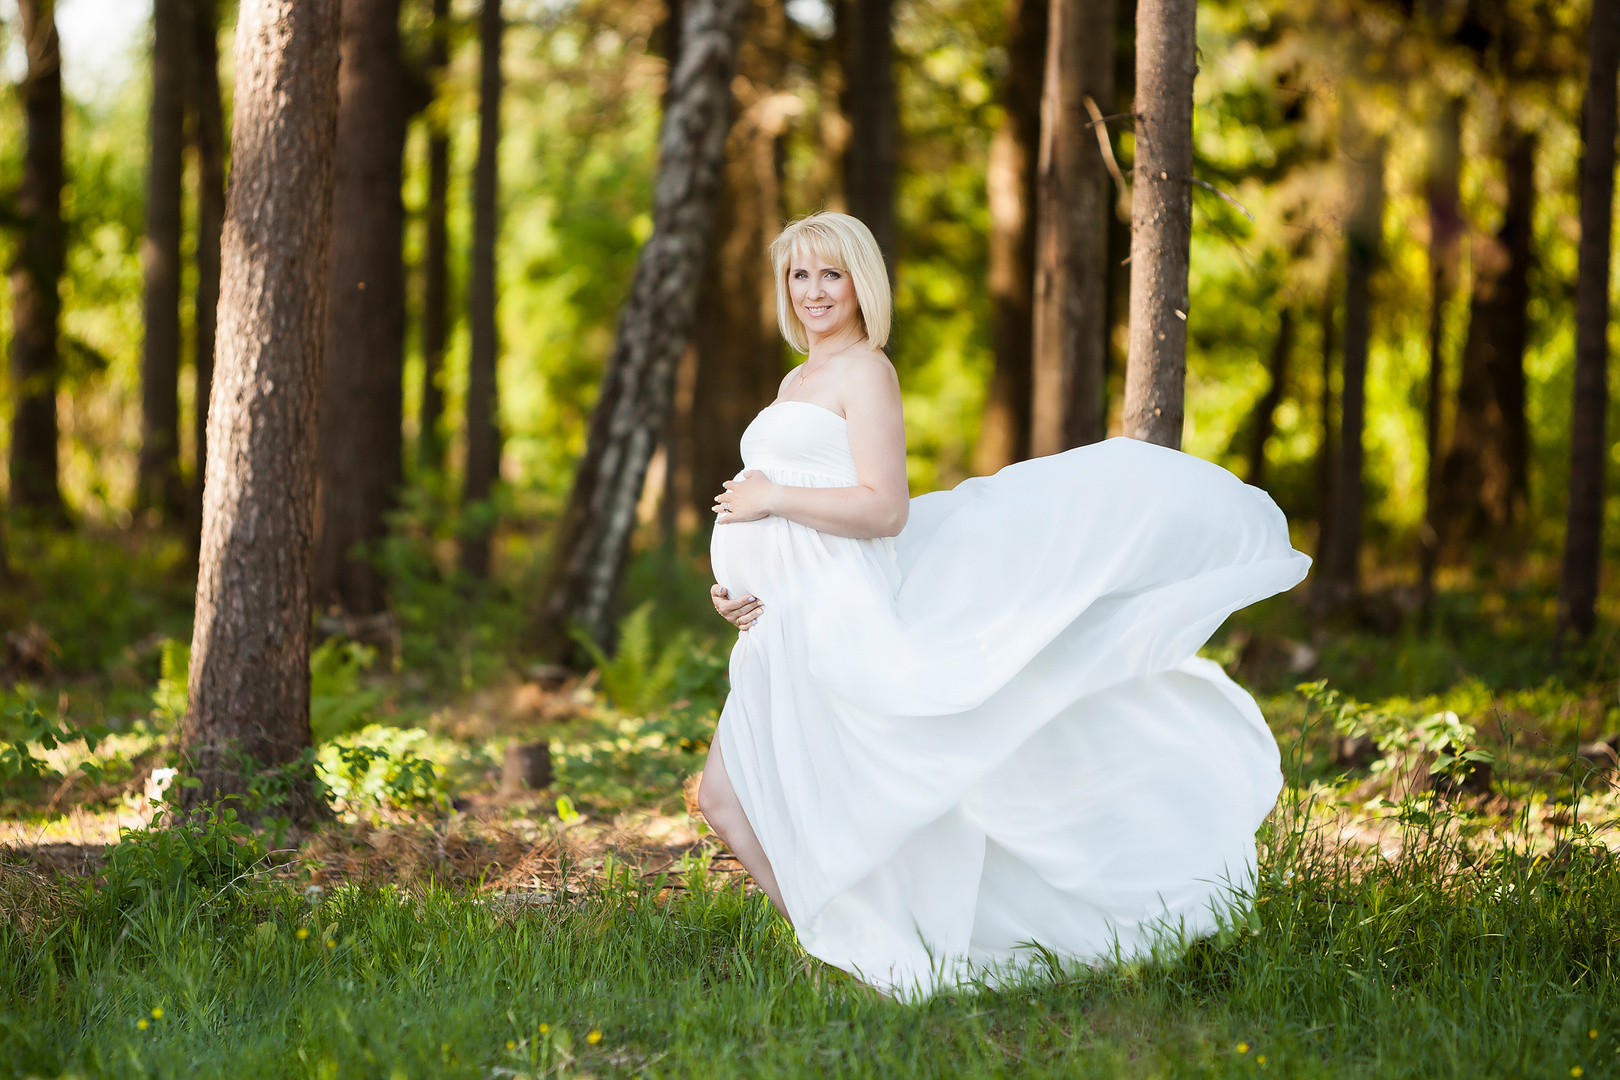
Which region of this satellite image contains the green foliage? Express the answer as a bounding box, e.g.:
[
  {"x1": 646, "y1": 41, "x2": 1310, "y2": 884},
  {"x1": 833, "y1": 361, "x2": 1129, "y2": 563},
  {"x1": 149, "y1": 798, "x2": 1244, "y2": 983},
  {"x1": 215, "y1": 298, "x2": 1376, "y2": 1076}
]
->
[
  {"x1": 571, "y1": 601, "x2": 691, "y2": 717},
  {"x1": 309, "y1": 639, "x2": 385, "y2": 744},
  {"x1": 149, "y1": 637, "x2": 190, "y2": 729},
  {"x1": 316, "y1": 725, "x2": 457, "y2": 821},
  {"x1": 100, "y1": 798, "x2": 267, "y2": 910},
  {"x1": 0, "y1": 700, "x2": 106, "y2": 786}
]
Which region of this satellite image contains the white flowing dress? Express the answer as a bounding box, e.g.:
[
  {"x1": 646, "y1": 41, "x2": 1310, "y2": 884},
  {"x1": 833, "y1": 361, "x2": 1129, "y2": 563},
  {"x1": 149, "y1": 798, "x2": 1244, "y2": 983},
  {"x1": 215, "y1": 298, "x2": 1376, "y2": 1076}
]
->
[{"x1": 709, "y1": 401, "x2": 1311, "y2": 998}]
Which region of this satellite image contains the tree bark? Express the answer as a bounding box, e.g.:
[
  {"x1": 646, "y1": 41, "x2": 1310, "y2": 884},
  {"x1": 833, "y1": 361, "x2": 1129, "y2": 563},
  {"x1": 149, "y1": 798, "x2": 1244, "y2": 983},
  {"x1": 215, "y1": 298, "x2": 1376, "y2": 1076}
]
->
[
  {"x1": 182, "y1": 0, "x2": 342, "y2": 820},
  {"x1": 1030, "y1": 0, "x2": 1115, "y2": 456},
  {"x1": 1418, "y1": 97, "x2": 1462, "y2": 612},
  {"x1": 460, "y1": 0, "x2": 504, "y2": 577},
  {"x1": 1438, "y1": 124, "x2": 1535, "y2": 546},
  {"x1": 1246, "y1": 306, "x2": 1291, "y2": 488},
  {"x1": 139, "y1": 0, "x2": 189, "y2": 522},
  {"x1": 1559, "y1": 0, "x2": 1620, "y2": 640},
  {"x1": 417, "y1": 0, "x2": 452, "y2": 474},
  {"x1": 1315, "y1": 280, "x2": 1337, "y2": 542},
  {"x1": 187, "y1": 0, "x2": 226, "y2": 543},
  {"x1": 8, "y1": 0, "x2": 65, "y2": 519},
  {"x1": 842, "y1": 0, "x2": 896, "y2": 276},
  {"x1": 974, "y1": 0, "x2": 1045, "y2": 473},
  {"x1": 1121, "y1": 0, "x2": 1195, "y2": 449},
  {"x1": 1318, "y1": 117, "x2": 1384, "y2": 601},
  {"x1": 315, "y1": 0, "x2": 412, "y2": 616},
  {"x1": 541, "y1": 0, "x2": 749, "y2": 653},
  {"x1": 688, "y1": 0, "x2": 790, "y2": 526}
]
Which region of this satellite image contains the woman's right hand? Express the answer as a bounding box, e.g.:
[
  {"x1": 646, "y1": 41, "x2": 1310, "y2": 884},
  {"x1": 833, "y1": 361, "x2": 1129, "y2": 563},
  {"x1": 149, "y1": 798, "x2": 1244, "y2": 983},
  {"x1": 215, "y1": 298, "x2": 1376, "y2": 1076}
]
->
[{"x1": 711, "y1": 585, "x2": 763, "y2": 631}]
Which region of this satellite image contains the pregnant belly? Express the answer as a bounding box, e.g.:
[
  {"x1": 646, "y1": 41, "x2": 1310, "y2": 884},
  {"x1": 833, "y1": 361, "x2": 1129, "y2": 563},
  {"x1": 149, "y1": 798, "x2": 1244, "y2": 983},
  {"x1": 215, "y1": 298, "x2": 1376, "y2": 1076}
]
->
[
  {"x1": 710, "y1": 516, "x2": 787, "y2": 601},
  {"x1": 711, "y1": 515, "x2": 901, "y2": 613}
]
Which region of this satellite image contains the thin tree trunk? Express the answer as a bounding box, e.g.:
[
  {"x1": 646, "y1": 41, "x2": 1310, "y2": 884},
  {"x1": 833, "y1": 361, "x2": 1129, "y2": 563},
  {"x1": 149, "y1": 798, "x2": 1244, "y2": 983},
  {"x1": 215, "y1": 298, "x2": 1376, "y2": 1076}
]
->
[
  {"x1": 1418, "y1": 97, "x2": 1462, "y2": 615},
  {"x1": 1315, "y1": 280, "x2": 1337, "y2": 545},
  {"x1": 183, "y1": 0, "x2": 342, "y2": 820},
  {"x1": 9, "y1": 0, "x2": 65, "y2": 519},
  {"x1": 1031, "y1": 0, "x2": 1115, "y2": 456},
  {"x1": 1121, "y1": 0, "x2": 1195, "y2": 449},
  {"x1": 975, "y1": 0, "x2": 1045, "y2": 473},
  {"x1": 417, "y1": 0, "x2": 451, "y2": 474},
  {"x1": 315, "y1": 0, "x2": 412, "y2": 615},
  {"x1": 541, "y1": 0, "x2": 749, "y2": 653},
  {"x1": 1559, "y1": 0, "x2": 1620, "y2": 640},
  {"x1": 1247, "y1": 306, "x2": 1291, "y2": 488},
  {"x1": 689, "y1": 0, "x2": 789, "y2": 525},
  {"x1": 1439, "y1": 124, "x2": 1535, "y2": 546},
  {"x1": 460, "y1": 0, "x2": 504, "y2": 577},
  {"x1": 1319, "y1": 118, "x2": 1384, "y2": 601},
  {"x1": 188, "y1": 0, "x2": 226, "y2": 542},
  {"x1": 843, "y1": 0, "x2": 896, "y2": 276},
  {"x1": 1491, "y1": 128, "x2": 1535, "y2": 522},
  {"x1": 139, "y1": 0, "x2": 189, "y2": 522}
]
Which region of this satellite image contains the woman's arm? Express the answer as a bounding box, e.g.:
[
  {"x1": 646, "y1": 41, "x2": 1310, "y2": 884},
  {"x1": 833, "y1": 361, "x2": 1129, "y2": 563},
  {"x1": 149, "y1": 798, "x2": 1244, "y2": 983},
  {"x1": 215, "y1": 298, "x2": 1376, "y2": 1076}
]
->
[{"x1": 715, "y1": 356, "x2": 909, "y2": 539}]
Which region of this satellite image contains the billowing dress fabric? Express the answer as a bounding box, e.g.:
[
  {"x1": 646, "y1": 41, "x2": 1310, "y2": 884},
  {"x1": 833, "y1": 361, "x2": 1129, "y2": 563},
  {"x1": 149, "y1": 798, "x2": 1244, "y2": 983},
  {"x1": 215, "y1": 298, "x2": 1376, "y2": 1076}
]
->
[{"x1": 709, "y1": 401, "x2": 1312, "y2": 998}]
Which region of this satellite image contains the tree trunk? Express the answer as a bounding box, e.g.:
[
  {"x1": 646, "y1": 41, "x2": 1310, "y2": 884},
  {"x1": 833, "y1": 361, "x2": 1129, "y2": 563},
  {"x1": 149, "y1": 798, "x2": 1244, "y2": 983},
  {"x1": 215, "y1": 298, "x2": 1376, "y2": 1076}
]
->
[
  {"x1": 1490, "y1": 128, "x2": 1535, "y2": 522},
  {"x1": 187, "y1": 0, "x2": 226, "y2": 542},
  {"x1": 182, "y1": 0, "x2": 342, "y2": 820},
  {"x1": 1559, "y1": 0, "x2": 1620, "y2": 640},
  {"x1": 541, "y1": 0, "x2": 749, "y2": 654},
  {"x1": 417, "y1": 0, "x2": 452, "y2": 474},
  {"x1": 1247, "y1": 306, "x2": 1291, "y2": 488},
  {"x1": 1315, "y1": 280, "x2": 1337, "y2": 543},
  {"x1": 974, "y1": 0, "x2": 1045, "y2": 473},
  {"x1": 9, "y1": 0, "x2": 65, "y2": 519},
  {"x1": 842, "y1": 0, "x2": 896, "y2": 276},
  {"x1": 1438, "y1": 124, "x2": 1535, "y2": 547},
  {"x1": 460, "y1": 0, "x2": 504, "y2": 577},
  {"x1": 1031, "y1": 0, "x2": 1115, "y2": 456},
  {"x1": 139, "y1": 0, "x2": 189, "y2": 522},
  {"x1": 1418, "y1": 97, "x2": 1462, "y2": 612},
  {"x1": 315, "y1": 0, "x2": 412, "y2": 616},
  {"x1": 688, "y1": 0, "x2": 789, "y2": 526},
  {"x1": 1121, "y1": 0, "x2": 1195, "y2": 449},
  {"x1": 1318, "y1": 118, "x2": 1384, "y2": 601}
]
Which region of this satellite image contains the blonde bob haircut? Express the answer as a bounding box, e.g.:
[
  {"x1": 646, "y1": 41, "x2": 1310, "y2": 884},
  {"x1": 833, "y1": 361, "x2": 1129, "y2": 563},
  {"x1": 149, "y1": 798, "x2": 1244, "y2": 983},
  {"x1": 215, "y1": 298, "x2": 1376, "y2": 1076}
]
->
[{"x1": 769, "y1": 212, "x2": 892, "y2": 354}]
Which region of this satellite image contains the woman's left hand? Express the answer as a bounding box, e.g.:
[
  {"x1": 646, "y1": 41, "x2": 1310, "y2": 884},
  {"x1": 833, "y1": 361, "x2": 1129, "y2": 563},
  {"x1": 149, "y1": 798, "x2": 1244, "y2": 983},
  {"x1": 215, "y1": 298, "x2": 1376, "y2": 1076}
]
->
[{"x1": 713, "y1": 470, "x2": 776, "y2": 523}]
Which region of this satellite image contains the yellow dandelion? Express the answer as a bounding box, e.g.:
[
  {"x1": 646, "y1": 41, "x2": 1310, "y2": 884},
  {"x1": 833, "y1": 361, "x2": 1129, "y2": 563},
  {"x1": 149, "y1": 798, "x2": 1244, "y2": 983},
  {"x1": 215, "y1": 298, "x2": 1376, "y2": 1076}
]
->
[
  {"x1": 326, "y1": 939, "x2": 336, "y2": 949},
  {"x1": 151, "y1": 1007, "x2": 164, "y2": 1019},
  {"x1": 296, "y1": 926, "x2": 309, "y2": 940},
  {"x1": 137, "y1": 1018, "x2": 148, "y2": 1031},
  {"x1": 1257, "y1": 1055, "x2": 1267, "y2": 1066},
  {"x1": 506, "y1": 1040, "x2": 516, "y2": 1050},
  {"x1": 539, "y1": 1024, "x2": 549, "y2": 1034},
  {"x1": 1236, "y1": 1043, "x2": 1249, "y2": 1054},
  {"x1": 587, "y1": 1029, "x2": 602, "y2": 1045},
  {"x1": 1591, "y1": 1030, "x2": 1600, "y2": 1039},
  {"x1": 1571, "y1": 1068, "x2": 1584, "y2": 1078}
]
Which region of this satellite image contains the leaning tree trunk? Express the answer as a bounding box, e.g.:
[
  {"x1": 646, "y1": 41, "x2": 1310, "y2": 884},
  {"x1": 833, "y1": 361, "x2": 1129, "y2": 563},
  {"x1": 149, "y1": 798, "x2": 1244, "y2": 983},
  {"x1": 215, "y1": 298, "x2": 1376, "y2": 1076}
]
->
[
  {"x1": 1418, "y1": 97, "x2": 1462, "y2": 613},
  {"x1": 460, "y1": 0, "x2": 504, "y2": 577},
  {"x1": 1246, "y1": 306, "x2": 1291, "y2": 488},
  {"x1": 417, "y1": 0, "x2": 452, "y2": 474},
  {"x1": 974, "y1": 0, "x2": 1045, "y2": 474},
  {"x1": 1031, "y1": 0, "x2": 1116, "y2": 456},
  {"x1": 315, "y1": 0, "x2": 412, "y2": 616},
  {"x1": 187, "y1": 0, "x2": 226, "y2": 542},
  {"x1": 1121, "y1": 0, "x2": 1195, "y2": 449},
  {"x1": 843, "y1": 0, "x2": 896, "y2": 277},
  {"x1": 1559, "y1": 0, "x2": 1620, "y2": 641},
  {"x1": 139, "y1": 0, "x2": 189, "y2": 522},
  {"x1": 688, "y1": 0, "x2": 789, "y2": 526},
  {"x1": 1317, "y1": 117, "x2": 1385, "y2": 603},
  {"x1": 182, "y1": 0, "x2": 342, "y2": 821},
  {"x1": 9, "y1": 0, "x2": 65, "y2": 519},
  {"x1": 541, "y1": 0, "x2": 749, "y2": 653}
]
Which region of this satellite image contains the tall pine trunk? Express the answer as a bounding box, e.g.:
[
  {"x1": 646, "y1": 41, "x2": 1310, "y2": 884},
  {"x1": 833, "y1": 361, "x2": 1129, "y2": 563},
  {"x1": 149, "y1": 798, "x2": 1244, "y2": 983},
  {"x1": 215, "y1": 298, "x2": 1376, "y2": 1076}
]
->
[
  {"x1": 974, "y1": 0, "x2": 1045, "y2": 473},
  {"x1": 315, "y1": 0, "x2": 412, "y2": 615},
  {"x1": 182, "y1": 0, "x2": 342, "y2": 820},
  {"x1": 1318, "y1": 116, "x2": 1384, "y2": 602},
  {"x1": 689, "y1": 0, "x2": 790, "y2": 526},
  {"x1": 460, "y1": 0, "x2": 504, "y2": 577},
  {"x1": 417, "y1": 0, "x2": 452, "y2": 474},
  {"x1": 1247, "y1": 306, "x2": 1291, "y2": 488},
  {"x1": 1031, "y1": 0, "x2": 1115, "y2": 455},
  {"x1": 1418, "y1": 97, "x2": 1462, "y2": 610},
  {"x1": 843, "y1": 0, "x2": 896, "y2": 276},
  {"x1": 1121, "y1": 0, "x2": 1195, "y2": 449},
  {"x1": 139, "y1": 0, "x2": 189, "y2": 522},
  {"x1": 1315, "y1": 279, "x2": 1337, "y2": 547},
  {"x1": 188, "y1": 0, "x2": 226, "y2": 541},
  {"x1": 1559, "y1": 0, "x2": 1620, "y2": 640},
  {"x1": 541, "y1": 0, "x2": 749, "y2": 653},
  {"x1": 1492, "y1": 130, "x2": 1535, "y2": 515},
  {"x1": 9, "y1": 0, "x2": 65, "y2": 519}
]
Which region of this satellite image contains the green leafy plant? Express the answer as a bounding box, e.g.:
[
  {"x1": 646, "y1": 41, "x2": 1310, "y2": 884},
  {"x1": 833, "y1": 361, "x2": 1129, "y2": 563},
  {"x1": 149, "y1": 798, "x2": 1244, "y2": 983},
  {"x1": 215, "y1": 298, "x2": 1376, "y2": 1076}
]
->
[
  {"x1": 149, "y1": 638, "x2": 190, "y2": 728},
  {"x1": 317, "y1": 726, "x2": 452, "y2": 821},
  {"x1": 0, "y1": 701, "x2": 107, "y2": 786},
  {"x1": 572, "y1": 601, "x2": 692, "y2": 717},
  {"x1": 101, "y1": 798, "x2": 267, "y2": 907},
  {"x1": 310, "y1": 638, "x2": 385, "y2": 743}
]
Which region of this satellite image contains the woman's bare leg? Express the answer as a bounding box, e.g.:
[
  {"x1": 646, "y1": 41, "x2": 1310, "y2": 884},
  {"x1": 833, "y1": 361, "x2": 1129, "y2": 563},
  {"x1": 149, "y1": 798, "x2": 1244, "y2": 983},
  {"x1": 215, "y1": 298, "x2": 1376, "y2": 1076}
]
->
[{"x1": 697, "y1": 739, "x2": 791, "y2": 922}]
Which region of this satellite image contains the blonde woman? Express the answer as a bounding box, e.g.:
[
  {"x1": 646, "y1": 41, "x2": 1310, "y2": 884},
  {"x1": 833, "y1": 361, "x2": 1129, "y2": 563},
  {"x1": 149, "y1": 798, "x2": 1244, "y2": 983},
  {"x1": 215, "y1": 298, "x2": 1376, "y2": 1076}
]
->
[{"x1": 701, "y1": 211, "x2": 1310, "y2": 998}]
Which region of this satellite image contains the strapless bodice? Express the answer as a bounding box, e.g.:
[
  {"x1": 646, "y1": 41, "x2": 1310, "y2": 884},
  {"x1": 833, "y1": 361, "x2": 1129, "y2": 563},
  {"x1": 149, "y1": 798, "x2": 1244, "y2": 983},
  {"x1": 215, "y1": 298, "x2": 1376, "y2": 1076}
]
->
[{"x1": 739, "y1": 402, "x2": 857, "y2": 485}]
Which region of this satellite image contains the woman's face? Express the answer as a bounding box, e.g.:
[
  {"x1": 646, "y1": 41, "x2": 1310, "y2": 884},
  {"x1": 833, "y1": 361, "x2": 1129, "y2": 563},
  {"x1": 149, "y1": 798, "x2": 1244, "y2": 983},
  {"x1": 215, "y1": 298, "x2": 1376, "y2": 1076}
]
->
[{"x1": 788, "y1": 250, "x2": 861, "y2": 342}]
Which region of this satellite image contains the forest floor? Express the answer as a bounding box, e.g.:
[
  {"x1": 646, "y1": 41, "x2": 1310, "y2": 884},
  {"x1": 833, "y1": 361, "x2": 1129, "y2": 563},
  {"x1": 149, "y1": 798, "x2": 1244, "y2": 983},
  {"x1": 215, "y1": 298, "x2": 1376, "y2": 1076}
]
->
[{"x1": 3, "y1": 527, "x2": 1620, "y2": 1077}]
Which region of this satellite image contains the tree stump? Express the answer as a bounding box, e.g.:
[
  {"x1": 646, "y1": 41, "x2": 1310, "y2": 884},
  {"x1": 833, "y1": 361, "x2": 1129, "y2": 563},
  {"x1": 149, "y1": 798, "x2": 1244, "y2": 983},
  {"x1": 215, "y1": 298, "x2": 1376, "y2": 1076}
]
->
[{"x1": 501, "y1": 742, "x2": 553, "y2": 797}]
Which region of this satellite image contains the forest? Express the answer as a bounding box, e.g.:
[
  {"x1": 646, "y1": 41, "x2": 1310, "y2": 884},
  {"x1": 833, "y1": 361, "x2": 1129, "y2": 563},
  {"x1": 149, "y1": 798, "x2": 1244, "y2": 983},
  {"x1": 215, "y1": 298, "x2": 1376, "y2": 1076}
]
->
[{"x1": 3, "y1": 0, "x2": 1620, "y2": 1074}]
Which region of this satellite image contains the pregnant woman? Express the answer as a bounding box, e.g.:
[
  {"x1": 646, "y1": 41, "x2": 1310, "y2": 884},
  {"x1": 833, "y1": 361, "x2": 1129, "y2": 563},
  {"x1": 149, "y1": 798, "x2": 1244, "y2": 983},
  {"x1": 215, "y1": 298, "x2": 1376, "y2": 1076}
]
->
[{"x1": 699, "y1": 212, "x2": 1311, "y2": 998}]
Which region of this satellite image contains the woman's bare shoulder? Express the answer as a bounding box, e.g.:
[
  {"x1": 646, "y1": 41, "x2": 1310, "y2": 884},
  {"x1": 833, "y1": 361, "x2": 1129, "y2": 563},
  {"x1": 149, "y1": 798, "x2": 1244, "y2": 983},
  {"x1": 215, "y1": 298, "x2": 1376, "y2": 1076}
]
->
[{"x1": 834, "y1": 347, "x2": 899, "y2": 391}]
